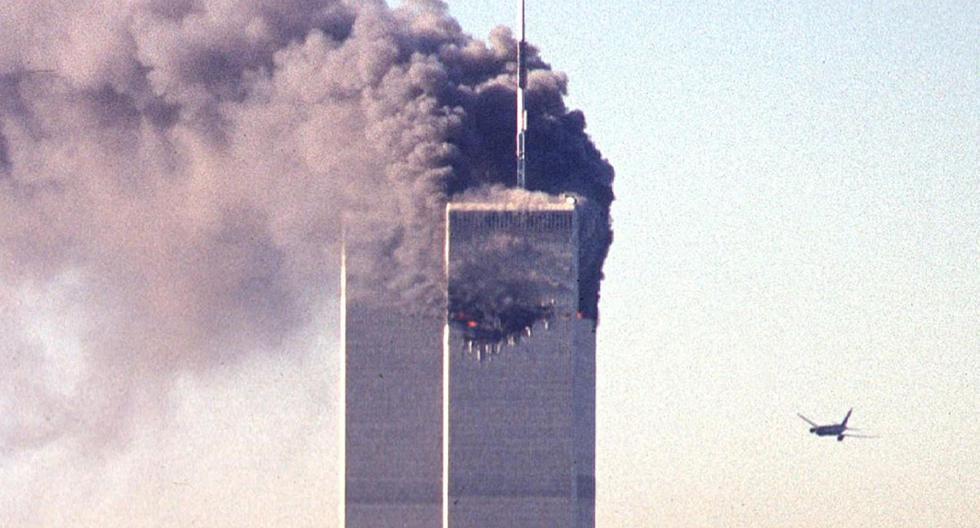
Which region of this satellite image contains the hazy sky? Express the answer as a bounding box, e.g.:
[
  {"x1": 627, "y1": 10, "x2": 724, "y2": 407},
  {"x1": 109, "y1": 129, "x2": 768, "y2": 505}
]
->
[
  {"x1": 441, "y1": 1, "x2": 977, "y2": 526},
  {"x1": 452, "y1": 1, "x2": 977, "y2": 526},
  {"x1": 2, "y1": 1, "x2": 978, "y2": 527}
]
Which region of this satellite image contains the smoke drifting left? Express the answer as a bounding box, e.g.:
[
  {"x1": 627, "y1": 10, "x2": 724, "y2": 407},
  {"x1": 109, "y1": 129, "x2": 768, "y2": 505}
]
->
[{"x1": 0, "y1": 0, "x2": 612, "y2": 453}]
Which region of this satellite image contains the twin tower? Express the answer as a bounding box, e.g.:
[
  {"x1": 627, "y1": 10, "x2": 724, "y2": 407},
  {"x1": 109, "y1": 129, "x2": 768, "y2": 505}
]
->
[{"x1": 341, "y1": 197, "x2": 596, "y2": 527}]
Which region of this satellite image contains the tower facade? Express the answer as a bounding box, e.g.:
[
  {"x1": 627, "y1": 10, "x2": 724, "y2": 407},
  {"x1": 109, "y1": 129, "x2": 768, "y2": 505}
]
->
[
  {"x1": 341, "y1": 230, "x2": 443, "y2": 528},
  {"x1": 444, "y1": 200, "x2": 596, "y2": 527},
  {"x1": 342, "y1": 199, "x2": 596, "y2": 528}
]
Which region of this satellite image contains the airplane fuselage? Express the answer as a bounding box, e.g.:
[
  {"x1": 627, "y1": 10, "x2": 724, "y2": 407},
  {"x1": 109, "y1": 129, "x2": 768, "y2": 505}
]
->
[
  {"x1": 810, "y1": 425, "x2": 845, "y2": 436},
  {"x1": 800, "y1": 409, "x2": 860, "y2": 441}
]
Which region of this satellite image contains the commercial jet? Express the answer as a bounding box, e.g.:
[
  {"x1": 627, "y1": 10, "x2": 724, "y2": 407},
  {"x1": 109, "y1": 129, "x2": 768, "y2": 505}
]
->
[{"x1": 797, "y1": 408, "x2": 877, "y2": 442}]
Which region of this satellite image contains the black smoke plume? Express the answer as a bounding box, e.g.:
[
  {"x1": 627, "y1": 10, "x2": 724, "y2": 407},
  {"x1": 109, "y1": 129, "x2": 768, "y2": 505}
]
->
[{"x1": 0, "y1": 0, "x2": 612, "y2": 451}]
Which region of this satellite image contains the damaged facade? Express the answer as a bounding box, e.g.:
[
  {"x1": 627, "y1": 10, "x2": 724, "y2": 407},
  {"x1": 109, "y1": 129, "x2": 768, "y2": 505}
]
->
[
  {"x1": 445, "y1": 198, "x2": 596, "y2": 527},
  {"x1": 342, "y1": 196, "x2": 596, "y2": 527}
]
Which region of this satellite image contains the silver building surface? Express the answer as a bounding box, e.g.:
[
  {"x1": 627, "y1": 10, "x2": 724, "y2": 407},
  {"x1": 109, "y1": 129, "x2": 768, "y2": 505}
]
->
[
  {"x1": 342, "y1": 198, "x2": 596, "y2": 527},
  {"x1": 444, "y1": 199, "x2": 596, "y2": 527},
  {"x1": 341, "y1": 231, "x2": 444, "y2": 528}
]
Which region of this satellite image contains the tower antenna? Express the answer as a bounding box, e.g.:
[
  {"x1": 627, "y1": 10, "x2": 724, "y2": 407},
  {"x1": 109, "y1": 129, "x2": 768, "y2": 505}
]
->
[{"x1": 516, "y1": 0, "x2": 528, "y2": 189}]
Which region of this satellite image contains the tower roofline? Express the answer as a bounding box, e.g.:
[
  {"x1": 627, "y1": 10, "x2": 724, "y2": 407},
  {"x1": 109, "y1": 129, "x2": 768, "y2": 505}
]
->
[{"x1": 448, "y1": 196, "x2": 577, "y2": 213}]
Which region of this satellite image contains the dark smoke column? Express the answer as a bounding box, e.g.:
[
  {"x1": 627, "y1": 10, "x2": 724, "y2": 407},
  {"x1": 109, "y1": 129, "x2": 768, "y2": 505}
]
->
[
  {"x1": 338, "y1": 0, "x2": 611, "y2": 525},
  {"x1": 444, "y1": 198, "x2": 596, "y2": 527}
]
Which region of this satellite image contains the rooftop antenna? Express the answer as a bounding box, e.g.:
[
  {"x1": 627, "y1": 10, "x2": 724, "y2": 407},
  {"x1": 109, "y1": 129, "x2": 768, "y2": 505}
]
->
[{"x1": 515, "y1": 0, "x2": 528, "y2": 189}]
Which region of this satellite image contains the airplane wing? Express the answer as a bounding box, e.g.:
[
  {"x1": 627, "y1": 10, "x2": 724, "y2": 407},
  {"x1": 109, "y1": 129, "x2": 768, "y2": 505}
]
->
[
  {"x1": 797, "y1": 414, "x2": 819, "y2": 427},
  {"x1": 841, "y1": 433, "x2": 878, "y2": 439}
]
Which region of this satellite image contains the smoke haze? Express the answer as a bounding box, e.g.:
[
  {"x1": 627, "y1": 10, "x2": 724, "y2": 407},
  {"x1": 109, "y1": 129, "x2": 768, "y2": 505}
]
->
[{"x1": 0, "y1": 0, "x2": 612, "y2": 522}]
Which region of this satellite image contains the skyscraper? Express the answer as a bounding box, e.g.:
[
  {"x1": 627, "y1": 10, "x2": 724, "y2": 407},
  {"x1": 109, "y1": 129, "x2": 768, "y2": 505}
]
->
[
  {"x1": 344, "y1": 5, "x2": 595, "y2": 524},
  {"x1": 341, "y1": 227, "x2": 444, "y2": 528},
  {"x1": 444, "y1": 198, "x2": 596, "y2": 527},
  {"x1": 342, "y1": 197, "x2": 596, "y2": 528}
]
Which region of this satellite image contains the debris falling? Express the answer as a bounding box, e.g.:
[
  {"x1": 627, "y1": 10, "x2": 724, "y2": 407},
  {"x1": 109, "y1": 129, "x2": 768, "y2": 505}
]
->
[{"x1": 446, "y1": 188, "x2": 585, "y2": 352}]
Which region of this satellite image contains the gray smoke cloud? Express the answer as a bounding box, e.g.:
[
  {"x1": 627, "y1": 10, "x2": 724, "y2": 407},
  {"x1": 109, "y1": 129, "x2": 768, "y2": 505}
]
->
[{"x1": 0, "y1": 0, "x2": 612, "y2": 453}]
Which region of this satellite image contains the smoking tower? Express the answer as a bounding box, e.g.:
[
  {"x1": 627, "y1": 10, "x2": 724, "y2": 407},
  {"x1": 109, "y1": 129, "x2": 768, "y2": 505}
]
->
[
  {"x1": 341, "y1": 1, "x2": 602, "y2": 526},
  {"x1": 444, "y1": 196, "x2": 596, "y2": 527},
  {"x1": 0, "y1": 1, "x2": 611, "y2": 523}
]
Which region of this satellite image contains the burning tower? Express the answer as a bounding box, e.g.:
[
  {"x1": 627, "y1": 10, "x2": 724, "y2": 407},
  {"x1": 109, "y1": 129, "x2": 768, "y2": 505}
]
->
[
  {"x1": 444, "y1": 197, "x2": 596, "y2": 527},
  {"x1": 342, "y1": 1, "x2": 600, "y2": 526},
  {"x1": 442, "y1": 1, "x2": 595, "y2": 523}
]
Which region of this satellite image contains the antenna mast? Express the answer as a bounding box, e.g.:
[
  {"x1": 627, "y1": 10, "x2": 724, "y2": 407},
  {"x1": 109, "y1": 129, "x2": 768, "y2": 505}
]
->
[{"x1": 516, "y1": 0, "x2": 528, "y2": 188}]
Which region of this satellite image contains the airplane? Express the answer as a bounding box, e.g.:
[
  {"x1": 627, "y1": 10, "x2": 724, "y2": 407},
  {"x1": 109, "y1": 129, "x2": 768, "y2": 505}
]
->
[{"x1": 797, "y1": 408, "x2": 877, "y2": 442}]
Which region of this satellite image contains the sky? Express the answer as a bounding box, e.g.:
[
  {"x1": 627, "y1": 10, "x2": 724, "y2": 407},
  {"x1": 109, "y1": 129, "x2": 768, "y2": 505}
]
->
[
  {"x1": 449, "y1": 1, "x2": 977, "y2": 526},
  {"x1": 2, "y1": 1, "x2": 978, "y2": 527}
]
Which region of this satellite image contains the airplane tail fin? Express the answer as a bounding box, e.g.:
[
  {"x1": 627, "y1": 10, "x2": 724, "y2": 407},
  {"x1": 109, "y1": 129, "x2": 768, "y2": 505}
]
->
[{"x1": 841, "y1": 408, "x2": 853, "y2": 427}]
